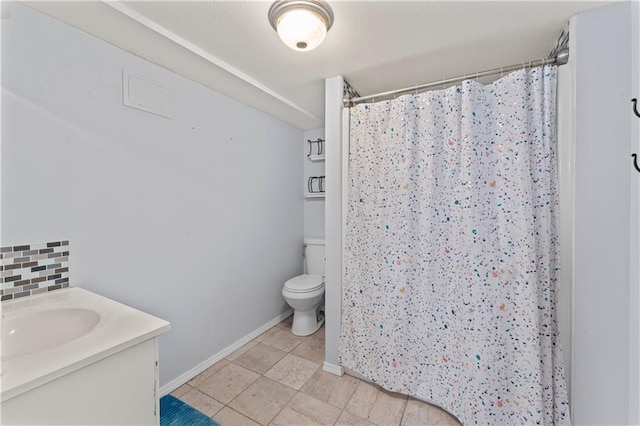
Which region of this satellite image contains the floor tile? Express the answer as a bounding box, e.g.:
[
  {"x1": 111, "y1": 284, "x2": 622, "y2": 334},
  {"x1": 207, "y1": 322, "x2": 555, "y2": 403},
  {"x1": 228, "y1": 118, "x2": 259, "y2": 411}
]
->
[
  {"x1": 345, "y1": 381, "x2": 408, "y2": 426},
  {"x1": 313, "y1": 326, "x2": 325, "y2": 341},
  {"x1": 228, "y1": 377, "x2": 296, "y2": 425},
  {"x1": 261, "y1": 327, "x2": 306, "y2": 352},
  {"x1": 264, "y1": 354, "x2": 320, "y2": 390},
  {"x1": 198, "y1": 363, "x2": 260, "y2": 404},
  {"x1": 254, "y1": 325, "x2": 284, "y2": 343},
  {"x1": 214, "y1": 406, "x2": 261, "y2": 426},
  {"x1": 180, "y1": 388, "x2": 224, "y2": 417},
  {"x1": 300, "y1": 369, "x2": 361, "y2": 409},
  {"x1": 290, "y1": 333, "x2": 325, "y2": 363},
  {"x1": 279, "y1": 315, "x2": 294, "y2": 328},
  {"x1": 401, "y1": 398, "x2": 461, "y2": 426},
  {"x1": 233, "y1": 343, "x2": 287, "y2": 374},
  {"x1": 188, "y1": 359, "x2": 230, "y2": 387},
  {"x1": 270, "y1": 392, "x2": 341, "y2": 425},
  {"x1": 335, "y1": 410, "x2": 377, "y2": 426},
  {"x1": 170, "y1": 321, "x2": 464, "y2": 426},
  {"x1": 170, "y1": 383, "x2": 192, "y2": 398},
  {"x1": 225, "y1": 341, "x2": 259, "y2": 362}
]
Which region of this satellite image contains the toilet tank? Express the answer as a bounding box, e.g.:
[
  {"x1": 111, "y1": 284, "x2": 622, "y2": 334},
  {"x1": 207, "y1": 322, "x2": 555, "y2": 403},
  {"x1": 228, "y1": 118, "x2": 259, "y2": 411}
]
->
[{"x1": 304, "y1": 238, "x2": 325, "y2": 276}]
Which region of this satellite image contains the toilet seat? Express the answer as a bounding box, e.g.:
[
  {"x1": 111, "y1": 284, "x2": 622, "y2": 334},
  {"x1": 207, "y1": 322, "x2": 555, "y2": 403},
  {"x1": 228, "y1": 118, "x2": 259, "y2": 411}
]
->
[{"x1": 283, "y1": 274, "x2": 324, "y2": 293}]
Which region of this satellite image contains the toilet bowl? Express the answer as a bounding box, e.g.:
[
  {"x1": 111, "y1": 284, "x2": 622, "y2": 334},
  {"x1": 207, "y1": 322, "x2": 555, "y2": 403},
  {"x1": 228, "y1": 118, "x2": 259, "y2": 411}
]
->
[
  {"x1": 282, "y1": 239, "x2": 325, "y2": 336},
  {"x1": 282, "y1": 276, "x2": 325, "y2": 336}
]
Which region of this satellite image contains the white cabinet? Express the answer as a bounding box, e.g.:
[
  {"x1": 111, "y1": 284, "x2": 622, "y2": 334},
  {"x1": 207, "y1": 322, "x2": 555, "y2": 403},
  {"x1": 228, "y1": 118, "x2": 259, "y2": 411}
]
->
[
  {"x1": 0, "y1": 287, "x2": 170, "y2": 426},
  {"x1": 2, "y1": 338, "x2": 161, "y2": 425}
]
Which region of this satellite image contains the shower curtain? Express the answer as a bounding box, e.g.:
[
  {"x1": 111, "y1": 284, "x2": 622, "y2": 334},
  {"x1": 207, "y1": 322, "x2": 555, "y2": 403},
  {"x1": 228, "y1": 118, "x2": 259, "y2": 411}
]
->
[{"x1": 341, "y1": 65, "x2": 570, "y2": 425}]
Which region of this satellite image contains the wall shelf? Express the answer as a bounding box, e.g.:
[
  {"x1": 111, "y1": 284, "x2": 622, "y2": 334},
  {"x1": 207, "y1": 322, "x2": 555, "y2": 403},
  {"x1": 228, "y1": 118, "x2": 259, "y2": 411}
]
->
[{"x1": 305, "y1": 138, "x2": 325, "y2": 200}]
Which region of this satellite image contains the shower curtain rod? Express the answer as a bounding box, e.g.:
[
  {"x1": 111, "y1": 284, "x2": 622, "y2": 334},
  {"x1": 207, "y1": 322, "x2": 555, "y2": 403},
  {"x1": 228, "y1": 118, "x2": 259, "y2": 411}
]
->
[{"x1": 343, "y1": 48, "x2": 569, "y2": 107}]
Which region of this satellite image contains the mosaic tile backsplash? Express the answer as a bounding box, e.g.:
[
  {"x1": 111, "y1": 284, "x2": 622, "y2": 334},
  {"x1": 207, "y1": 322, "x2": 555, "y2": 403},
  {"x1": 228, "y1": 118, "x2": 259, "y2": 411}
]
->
[{"x1": 1, "y1": 241, "x2": 70, "y2": 301}]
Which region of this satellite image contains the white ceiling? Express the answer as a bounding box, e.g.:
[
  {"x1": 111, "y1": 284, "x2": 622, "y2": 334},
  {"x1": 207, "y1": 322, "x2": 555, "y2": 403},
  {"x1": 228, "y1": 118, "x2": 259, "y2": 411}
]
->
[{"x1": 24, "y1": 0, "x2": 613, "y2": 130}]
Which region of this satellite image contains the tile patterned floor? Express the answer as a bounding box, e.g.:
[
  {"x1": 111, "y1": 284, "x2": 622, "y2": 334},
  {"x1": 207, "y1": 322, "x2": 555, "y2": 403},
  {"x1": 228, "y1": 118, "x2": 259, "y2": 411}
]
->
[{"x1": 170, "y1": 317, "x2": 461, "y2": 426}]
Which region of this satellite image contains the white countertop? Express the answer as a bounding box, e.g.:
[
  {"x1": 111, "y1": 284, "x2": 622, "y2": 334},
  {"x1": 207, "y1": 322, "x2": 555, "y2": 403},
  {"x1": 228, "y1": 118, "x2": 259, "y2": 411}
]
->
[{"x1": 0, "y1": 287, "x2": 171, "y2": 402}]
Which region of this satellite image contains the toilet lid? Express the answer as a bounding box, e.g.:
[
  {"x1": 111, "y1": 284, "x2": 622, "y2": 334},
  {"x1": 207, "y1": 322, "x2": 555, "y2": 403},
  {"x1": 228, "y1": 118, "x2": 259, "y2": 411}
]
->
[{"x1": 284, "y1": 274, "x2": 324, "y2": 293}]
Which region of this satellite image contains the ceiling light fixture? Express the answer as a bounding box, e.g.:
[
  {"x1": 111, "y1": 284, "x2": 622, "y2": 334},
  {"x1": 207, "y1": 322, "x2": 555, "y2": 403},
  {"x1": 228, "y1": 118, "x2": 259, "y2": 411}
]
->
[{"x1": 268, "y1": 0, "x2": 334, "y2": 52}]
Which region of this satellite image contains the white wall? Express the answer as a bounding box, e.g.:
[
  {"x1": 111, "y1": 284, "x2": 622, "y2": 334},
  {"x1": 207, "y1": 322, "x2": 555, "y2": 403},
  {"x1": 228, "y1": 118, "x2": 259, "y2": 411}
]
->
[
  {"x1": 571, "y1": 2, "x2": 638, "y2": 423},
  {"x1": 556, "y1": 38, "x2": 575, "y2": 405},
  {"x1": 631, "y1": 3, "x2": 640, "y2": 422},
  {"x1": 1, "y1": 3, "x2": 303, "y2": 386},
  {"x1": 323, "y1": 76, "x2": 344, "y2": 373}
]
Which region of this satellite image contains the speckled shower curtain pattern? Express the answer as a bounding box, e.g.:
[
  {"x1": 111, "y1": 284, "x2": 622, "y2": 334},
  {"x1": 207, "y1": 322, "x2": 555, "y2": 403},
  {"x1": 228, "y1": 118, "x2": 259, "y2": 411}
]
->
[{"x1": 341, "y1": 66, "x2": 570, "y2": 425}]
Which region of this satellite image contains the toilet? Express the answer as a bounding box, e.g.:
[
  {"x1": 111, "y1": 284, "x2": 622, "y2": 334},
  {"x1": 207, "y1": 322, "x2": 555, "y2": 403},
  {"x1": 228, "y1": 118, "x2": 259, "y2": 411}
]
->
[{"x1": 282, "y1": 238, "x2": 325, "y2": 336}]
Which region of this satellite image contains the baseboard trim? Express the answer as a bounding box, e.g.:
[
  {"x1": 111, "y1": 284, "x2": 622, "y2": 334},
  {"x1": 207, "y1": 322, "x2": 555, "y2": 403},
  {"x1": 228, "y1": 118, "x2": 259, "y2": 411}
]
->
[
  {"x1": 322, "y1": 361, "x2": 344, "y2": 376},
  {"x1": 160, "y1": 309, "x2": 293, "y2": 396}
]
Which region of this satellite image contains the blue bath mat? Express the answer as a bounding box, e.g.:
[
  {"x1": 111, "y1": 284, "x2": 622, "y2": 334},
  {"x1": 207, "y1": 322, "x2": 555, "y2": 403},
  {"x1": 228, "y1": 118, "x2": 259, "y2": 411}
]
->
[{"x1": 160, "y1": 395, "x2": 221, "y2": 426}]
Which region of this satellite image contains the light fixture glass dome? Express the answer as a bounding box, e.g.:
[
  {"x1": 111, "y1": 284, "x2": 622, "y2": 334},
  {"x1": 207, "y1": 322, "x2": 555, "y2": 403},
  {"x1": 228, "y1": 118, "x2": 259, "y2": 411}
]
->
[
  {"x1": 277, "y1": 9, "x2": 326, "y2": 51},
  {"x1": 268, "y1": 0, "x2": 334, "y2": 52}
]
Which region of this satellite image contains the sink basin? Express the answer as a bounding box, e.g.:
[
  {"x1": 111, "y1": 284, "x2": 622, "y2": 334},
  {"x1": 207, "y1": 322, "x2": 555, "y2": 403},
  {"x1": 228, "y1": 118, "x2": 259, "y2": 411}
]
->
[
  {"x1": 1, "y1": 287, "x2": 170, "y2": 403},
  {"x1": 2, "y1": 308, "x2": 101, "y2": 358}
]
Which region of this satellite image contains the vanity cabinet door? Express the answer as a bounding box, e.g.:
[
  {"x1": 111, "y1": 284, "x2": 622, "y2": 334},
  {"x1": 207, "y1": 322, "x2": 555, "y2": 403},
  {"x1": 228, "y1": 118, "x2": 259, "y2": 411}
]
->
[{"x1": 2, "y1": 338, "x2": 159, "y2": 425}]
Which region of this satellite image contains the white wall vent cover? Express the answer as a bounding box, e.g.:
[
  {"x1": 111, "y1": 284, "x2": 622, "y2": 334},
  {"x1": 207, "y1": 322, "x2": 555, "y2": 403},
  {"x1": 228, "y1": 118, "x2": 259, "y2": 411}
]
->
[{"x1": 122, "y1": 69, "x2": 173, "y2": 119}]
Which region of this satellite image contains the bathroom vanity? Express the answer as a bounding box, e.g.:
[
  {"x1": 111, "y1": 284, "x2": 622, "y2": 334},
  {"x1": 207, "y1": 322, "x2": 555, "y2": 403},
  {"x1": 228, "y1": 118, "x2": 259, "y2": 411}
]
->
[{"x1": 1, "y1": 287, "x2": 171, "y2": 425}]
